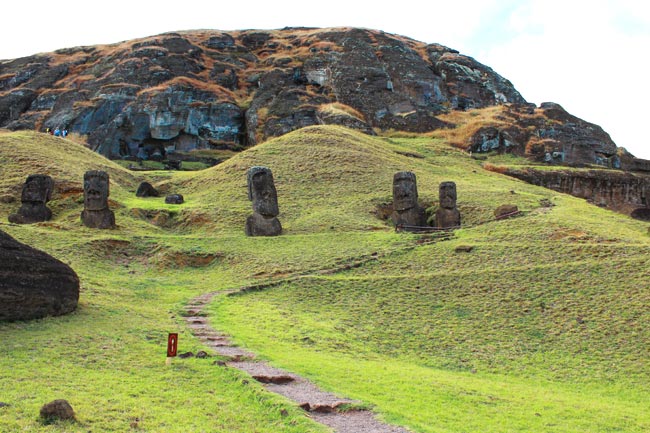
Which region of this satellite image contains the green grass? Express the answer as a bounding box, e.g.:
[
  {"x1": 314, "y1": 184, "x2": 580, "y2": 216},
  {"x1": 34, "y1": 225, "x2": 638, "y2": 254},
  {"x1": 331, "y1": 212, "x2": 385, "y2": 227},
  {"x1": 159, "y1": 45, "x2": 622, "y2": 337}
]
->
[
  {"x1": 112, "y1": 159, "x2": 215, "y2": 171},
  {"x1": 1, "y1": 127, "x2": 649, "y2": 432}
]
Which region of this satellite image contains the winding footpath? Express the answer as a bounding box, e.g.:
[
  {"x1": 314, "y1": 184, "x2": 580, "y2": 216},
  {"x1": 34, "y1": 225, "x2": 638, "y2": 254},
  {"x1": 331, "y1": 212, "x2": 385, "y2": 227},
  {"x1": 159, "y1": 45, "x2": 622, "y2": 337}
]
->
[
  {"x1": 182, "y1": 232, "x2": 469, "y2": 432},
  {"x1": 182, "y1": 213, "x2": 527, "y2": 431},
  {"x1": 184, "y1": 291, "x2": 411, "y2": 433}
]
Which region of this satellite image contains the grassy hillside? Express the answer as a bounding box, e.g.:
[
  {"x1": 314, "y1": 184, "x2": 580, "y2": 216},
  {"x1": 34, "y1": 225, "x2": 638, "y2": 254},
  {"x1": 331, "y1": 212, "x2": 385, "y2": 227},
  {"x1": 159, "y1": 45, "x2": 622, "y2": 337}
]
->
[{"x1": 0, "y1": 127, "x2": 648, "y2": 432}]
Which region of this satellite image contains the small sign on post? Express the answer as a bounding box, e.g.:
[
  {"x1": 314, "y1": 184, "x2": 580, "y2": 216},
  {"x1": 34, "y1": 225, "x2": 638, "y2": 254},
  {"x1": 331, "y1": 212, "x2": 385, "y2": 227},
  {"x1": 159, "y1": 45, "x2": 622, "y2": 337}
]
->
[{"x1": 166, "y1": 333, "x2": 178, "y2": 364}]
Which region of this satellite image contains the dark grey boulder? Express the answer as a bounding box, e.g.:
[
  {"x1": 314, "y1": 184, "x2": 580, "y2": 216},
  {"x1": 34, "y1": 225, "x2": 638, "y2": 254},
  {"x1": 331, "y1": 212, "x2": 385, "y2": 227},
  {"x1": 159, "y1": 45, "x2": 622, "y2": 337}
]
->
[
  {"x1": 136, "y1": 181, "x2": 159, "y2": 197},
  {"x1": 0, "y1": 230, "x2": 79, "y2": 321},
  {"x1": 165, "y1": 194, "x2": 184, "y2": 204}
]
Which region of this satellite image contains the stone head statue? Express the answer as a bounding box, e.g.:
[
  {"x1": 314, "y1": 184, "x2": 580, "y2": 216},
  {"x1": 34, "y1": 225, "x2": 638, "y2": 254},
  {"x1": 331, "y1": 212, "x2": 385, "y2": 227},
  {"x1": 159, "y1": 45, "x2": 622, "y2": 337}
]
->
[
  {"x1": 247, "y1": 166, "x2": 279, "y2": 217},
  {"x1": 21, "y1": 174, "x2": 53, "y2": 204},
  {"x1": 393, "y1": 171, "x2": 418, "y2": 212},
  {"x1": 434, "y1": 181, "x2": 460, "y2": 229},
  {"x1": 439, "y1": 181, "x2": 457, "y2": 209},
  {"x1": 8, "y1": 174, "x2": 54, "y2": 224},
  {"x1": 84, "y1": 170, "x2": 110, "y2": 211}
]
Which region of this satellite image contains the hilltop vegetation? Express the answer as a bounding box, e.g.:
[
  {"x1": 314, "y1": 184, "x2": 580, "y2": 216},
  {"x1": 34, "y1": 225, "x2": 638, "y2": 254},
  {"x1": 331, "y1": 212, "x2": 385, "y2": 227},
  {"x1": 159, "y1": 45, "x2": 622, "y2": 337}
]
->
[
  {"x1": 4, "y1": 26, "x2": 624, "y2": 171},
  {"x1": 0, "y1": 126, "x2": 648, "y2": 432}
]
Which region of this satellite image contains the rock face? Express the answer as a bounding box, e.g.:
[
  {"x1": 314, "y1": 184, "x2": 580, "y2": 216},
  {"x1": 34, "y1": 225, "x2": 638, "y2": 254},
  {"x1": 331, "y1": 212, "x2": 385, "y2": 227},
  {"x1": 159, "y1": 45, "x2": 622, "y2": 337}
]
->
[
  {"x1": 81, "y1": 170, "x2": 115, "y2": 229},
  {"x1": 434, "y1": 181, "x2": 461, "y2": 228},
  {"x1": 2, "y1": 27, "x2": 641, "y2": 171},
  {"x1": 245, "y1": 166, "x2": 282, "y2": 236},
  {"x1": 0, "y1": 230, "x2": 80, "y2": 321},
  {"x1": 465, "y1": 103, "x2": 623, "y2": 168},
  {"x1": 8, "y1": 174, "x2": 54, "y2": 224},
  {"x1": 0, "y1": 28, "x2": 526, "y2": 159},
  {"x1": 502, "y1": 167, "x2": 650, "y2": 213},
  {"x1": 391, "y1": 171, "x2": 426, "y2": 227}
]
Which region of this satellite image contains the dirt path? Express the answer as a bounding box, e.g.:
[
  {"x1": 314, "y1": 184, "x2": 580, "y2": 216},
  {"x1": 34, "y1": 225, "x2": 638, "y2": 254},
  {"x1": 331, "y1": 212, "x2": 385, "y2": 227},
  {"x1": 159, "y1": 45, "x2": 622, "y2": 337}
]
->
[
  {"x1": 181, "y1": 234, "x2": 462, "y2": 432},
  {"x1": 184, "y1": 291, "x2": 412, "y2": 433}
]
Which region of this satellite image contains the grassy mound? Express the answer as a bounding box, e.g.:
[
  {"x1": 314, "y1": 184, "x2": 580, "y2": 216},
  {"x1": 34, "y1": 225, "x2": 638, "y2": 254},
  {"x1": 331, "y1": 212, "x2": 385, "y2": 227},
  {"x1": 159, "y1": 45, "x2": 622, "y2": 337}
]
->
[{"x1": 1, "y1": 126, "x2": 648, "y2": 432}]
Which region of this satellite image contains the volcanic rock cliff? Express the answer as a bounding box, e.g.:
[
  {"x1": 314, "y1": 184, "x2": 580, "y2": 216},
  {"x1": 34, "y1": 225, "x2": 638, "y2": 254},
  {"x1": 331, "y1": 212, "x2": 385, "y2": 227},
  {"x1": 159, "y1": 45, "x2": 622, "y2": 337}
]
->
[
  {"x1": 2, "y1": 26, "x2": 649, "y2": 214},
  {"x1": 2, "y1": 27, "x2": 530, "y2": 159}
]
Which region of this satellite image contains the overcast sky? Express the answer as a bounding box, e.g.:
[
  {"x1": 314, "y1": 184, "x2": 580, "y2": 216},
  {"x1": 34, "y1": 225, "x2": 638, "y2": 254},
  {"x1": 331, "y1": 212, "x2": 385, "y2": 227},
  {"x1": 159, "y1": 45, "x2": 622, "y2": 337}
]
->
[{"x1": 2, "y1": 0, "x2": 649, "y2": 158}]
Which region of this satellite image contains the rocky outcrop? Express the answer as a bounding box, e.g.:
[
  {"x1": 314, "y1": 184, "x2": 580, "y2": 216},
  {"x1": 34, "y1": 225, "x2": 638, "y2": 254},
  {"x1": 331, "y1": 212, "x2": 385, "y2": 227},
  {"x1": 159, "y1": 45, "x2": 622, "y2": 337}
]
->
[
  {"x1": 0, "y1": 28, "x2": 526, "y2": 159},
  {"x1": 2, "y1": 27, "x2": 637, "y2": 171},
  {"x1": 465, "y1": 103, "x2": 623, "y2": 168},
  {"x1": 0, "y1": 230, "x2": 80, "y2": 321},
  {"x1": 501, "y1": 167, "x2": 650, "y2": 213}
]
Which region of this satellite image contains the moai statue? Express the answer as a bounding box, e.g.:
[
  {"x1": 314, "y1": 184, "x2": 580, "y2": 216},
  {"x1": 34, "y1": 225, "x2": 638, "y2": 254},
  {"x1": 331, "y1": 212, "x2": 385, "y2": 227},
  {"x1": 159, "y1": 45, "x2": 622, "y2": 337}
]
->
[
  {"x1": 391, "y1": 171, "x2": 426, "y2": 228},
  {"x1": 434, "y1": 181, "x2": 461, "y2": 228},
  {"x1": 8, "y1": 174, "x2": 54, "y2": 224},
  {"x1": 80, "y1": 170, "x2": 115, "y2": 229},
  {"x1": 245, "y1": 166, "x2": 282, "y2": 236}
]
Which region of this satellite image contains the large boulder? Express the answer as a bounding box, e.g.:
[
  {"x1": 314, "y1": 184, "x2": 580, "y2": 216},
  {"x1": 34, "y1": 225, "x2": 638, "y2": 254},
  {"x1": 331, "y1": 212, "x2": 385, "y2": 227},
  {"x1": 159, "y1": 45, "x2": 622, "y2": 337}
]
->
[
  {"x1": 136, "y1": 181, "x2": 159, "y2": 197},
  {"x1": 0, "y1": 230, "x2": 80, "y2": 321}
]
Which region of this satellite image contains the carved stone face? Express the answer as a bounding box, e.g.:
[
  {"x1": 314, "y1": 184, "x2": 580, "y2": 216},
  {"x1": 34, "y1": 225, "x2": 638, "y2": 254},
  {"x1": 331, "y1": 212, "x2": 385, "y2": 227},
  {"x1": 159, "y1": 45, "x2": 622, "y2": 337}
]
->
[
  {"x1": 248, "y1": 166, "x2": 279, "y2": 217},
  {"x1": 84, "y1": 171, "x2": 110, "y2": 211},
  {"x1": 21, "y1": 175, "x2": 53, "y2": 204},
  {"x1": 439, "y1": 181, "x2": 457, "y2": 209},
  {"x1": 393, "y1": 171, "x2": 418, "y2": 212}
]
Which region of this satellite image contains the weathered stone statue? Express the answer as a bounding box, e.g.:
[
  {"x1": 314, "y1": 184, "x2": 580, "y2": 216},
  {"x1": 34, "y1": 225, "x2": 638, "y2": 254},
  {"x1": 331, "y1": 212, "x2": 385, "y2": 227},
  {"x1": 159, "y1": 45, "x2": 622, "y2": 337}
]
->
[
  {"x1": 0, "y1": 229, "x2": 79, "y2": 321},
  {"x1": 245, "y1": 166, "x2": 282, "y2": 236},
  {"x1": 80, "y1": 170, "x2": 115, "y2": 229},
  {"x1": 434, "y1": 181, "x2": 461, "y2": 228},
  {"x1": 391, "y1": 171, "x2": 426, "y2": 227},
  {"x1": 8, "y1": 174, "x2": 54, "y2": 224}
]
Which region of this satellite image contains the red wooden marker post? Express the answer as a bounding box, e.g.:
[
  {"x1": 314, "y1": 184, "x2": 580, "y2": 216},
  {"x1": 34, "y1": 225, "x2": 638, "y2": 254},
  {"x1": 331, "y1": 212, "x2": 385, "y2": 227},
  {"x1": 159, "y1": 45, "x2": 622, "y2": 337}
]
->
[{"x1": 166, "y1": 333, "x2": 178, "y2": 364}]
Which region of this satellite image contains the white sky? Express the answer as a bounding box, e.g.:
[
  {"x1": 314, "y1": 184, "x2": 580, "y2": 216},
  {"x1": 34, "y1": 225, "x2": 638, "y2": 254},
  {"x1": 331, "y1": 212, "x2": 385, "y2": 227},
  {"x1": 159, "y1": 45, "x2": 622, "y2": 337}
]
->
[{"x1": 2, "y1": 0, "x2": 649, "y2": 158}]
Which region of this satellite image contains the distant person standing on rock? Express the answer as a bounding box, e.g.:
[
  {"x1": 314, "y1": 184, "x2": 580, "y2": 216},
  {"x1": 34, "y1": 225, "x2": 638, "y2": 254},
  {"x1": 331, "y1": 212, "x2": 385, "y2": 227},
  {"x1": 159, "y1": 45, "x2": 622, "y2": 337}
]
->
[{"x1": 62, "y1": 128, "x2": 68, "y2": 138}]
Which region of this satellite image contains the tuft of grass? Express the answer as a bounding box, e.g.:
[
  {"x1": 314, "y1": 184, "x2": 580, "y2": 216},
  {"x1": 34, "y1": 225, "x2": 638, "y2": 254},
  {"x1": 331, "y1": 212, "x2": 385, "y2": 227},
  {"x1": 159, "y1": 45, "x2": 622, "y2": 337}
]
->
[
  {"x1": 431, "y1": 105, "x2": 511, "y2": 149},
  {"x1": 318, "y1": 102, "x2": 366, "y2": 121}
]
